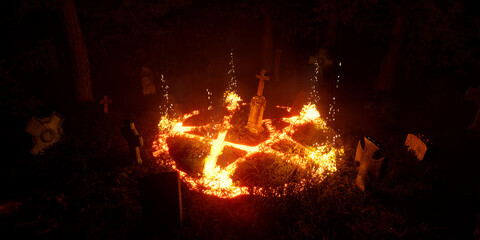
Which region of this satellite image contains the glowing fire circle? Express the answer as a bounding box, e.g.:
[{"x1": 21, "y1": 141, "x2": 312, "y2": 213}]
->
[{"x1": 153, "y1": 91, "x2": 344, "y2": 198}]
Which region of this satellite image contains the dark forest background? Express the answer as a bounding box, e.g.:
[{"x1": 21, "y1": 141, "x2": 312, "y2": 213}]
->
[
  {"x1": 1, "y1": 0, "x2": 480, "y2": 239},
  {"x1": 2, "y1": 0, "x2": 479, "y2": 112}
]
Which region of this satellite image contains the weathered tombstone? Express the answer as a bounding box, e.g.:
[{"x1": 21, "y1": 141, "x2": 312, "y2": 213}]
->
[
  {"x1": 246, "y1": 69, "x2": 270, "y2": 133},
  {"x1": 404, "y1": 133, "x2": 431, "y2": 161},
  {"x1": 465, "y1": 86, "x2": 480, "y2": 131},
  {"x1": 141, "y1": 67, "x2": 156, "y2": 96},
  {"x1": 99, "y1": 95, "x2": 112, "y2": 114},
  {"x1": 121, "y1": 120, "x2": 143, "y2": 164},
  {"x1": 139, "y1": 172, "x2": 182, "y2": 233},
  {"x1": 355, "y1": 136, "x2": 386, "y2": 191},
  {"x1": 25, "y1": 112, "x2": 64, "y2": 155}
]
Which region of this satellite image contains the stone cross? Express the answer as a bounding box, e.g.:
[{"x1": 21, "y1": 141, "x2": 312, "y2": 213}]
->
[
  {"x1": 309, "y1": 48, "x2": 333, "y2": 85},
  {"x1": 25, "y1": 112, "x2": 64, "y2": 155},
  {"x1": 466, "y1": 87, "x2": 480, "y2": 131},
  {"x1": 255, "y1": 69, "x2": 270, "y2": 96},
  {"x1": 309, "y1": 48, "x2": 333, "y2": 67},
  {"x1": 99, "y1": 95, "x2": 112, "y2": 114},
  {"x1": 355, "y1": 136, "x2": 386, "y2": 191}
]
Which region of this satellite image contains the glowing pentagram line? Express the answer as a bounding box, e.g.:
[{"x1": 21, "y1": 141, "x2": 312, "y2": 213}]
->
[{"x1": 154, "y1": 92, "x2": 343, "y2": 198}]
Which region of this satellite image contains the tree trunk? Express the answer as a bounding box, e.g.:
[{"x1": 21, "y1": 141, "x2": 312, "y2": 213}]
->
[
  {"x1": 273, "y1": 48, "x2": 282, "y2": 82},
  {"x1": 324, "y1": 11, "x2": 338, "y2": 48},
  {"x1": 59, "y1": 0, "x2": 94, "y2": 103},
  {"x1": 374, "y1": 15, "x2": 405, "y2": 92}
]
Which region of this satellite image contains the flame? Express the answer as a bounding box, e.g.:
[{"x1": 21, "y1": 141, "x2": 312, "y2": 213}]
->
[
  {"x1": 224, "y1": 91, "x2": 242, "y2": 111},
  {"x1": 300, "y1": 103, "x2": 321, "y2": 122},
  {"x1": 153, "y1": 92, "x2": 343, "y2": 198}
]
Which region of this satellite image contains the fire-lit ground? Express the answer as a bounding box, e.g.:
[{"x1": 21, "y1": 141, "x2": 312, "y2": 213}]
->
[{"x1": 153, "y1": 91, "x2": 344, "y2": 198}]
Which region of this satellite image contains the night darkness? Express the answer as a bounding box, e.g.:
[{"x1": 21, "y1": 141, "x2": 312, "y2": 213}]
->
[{"x1": 1, "y1": 0, "x2": 480, "y2": 239}]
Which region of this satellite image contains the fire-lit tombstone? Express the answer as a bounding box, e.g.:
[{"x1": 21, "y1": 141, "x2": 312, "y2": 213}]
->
[
  {"x1": 355, "y1": 136, "x2": 386, "y2": 191},
  {"x1": 246, "y1": 69, "x2": 270, "y2": 133},
  {"x1": 99, "y1": 95, "x2": 112, "y2": 114},
  {"x1": 139, "y1": 172, "x2": 182, "y2": 232},
  {"x1": 404, "y1": 133, "x2": 431, "y2": 161},
  {"x1": 121, "y1": 120, "x2": 144, "y2": 164},
  {"x1": 141, "y1": 66, "x2": 156, "y2": 96},
  {"x1": 25, "y1": 112, "x2": 64, "y2": 156},
  {"x1": 465, "y1": 86, "x2": 480, "y2": 132}
]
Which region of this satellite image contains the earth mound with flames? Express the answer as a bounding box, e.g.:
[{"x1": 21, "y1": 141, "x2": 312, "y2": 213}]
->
[{"x1": 153, "y1": 91, "x2": 344, "y2": 198}]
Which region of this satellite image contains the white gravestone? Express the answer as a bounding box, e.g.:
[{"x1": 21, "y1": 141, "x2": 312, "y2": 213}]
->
[
  {"x1": 25, "y1": 112, "x2": 64, "y2": 155},
  {"x1": 355, "y1": 136, "x2": 386, "y2": 191},
  {"x1": 404, "y1": 133, "x2": 431, "y2": 161}
]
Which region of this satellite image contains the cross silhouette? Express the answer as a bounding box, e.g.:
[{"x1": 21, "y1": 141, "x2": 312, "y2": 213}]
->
[
  {"x1": 99, "y1": 95, "x2": 112, "y2": 114},
  {"x1": 255, "y1": 69, "x2": 270, "y2": 96}
]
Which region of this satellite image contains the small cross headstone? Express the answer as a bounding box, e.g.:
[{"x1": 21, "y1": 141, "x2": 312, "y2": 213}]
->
[
  {"x1": 99, "y1": 95, "x2": 112, "y2": 114},
  {"x1": 404, "y1": 133, "x2": 431, "y2": 161},
  {"x1": 121, "y1": 120, "x2": 143, "y2": 164},
  {"x1": 25, "y1": 112, "x2": 64, "y2": 156},
  {"x1": 139, "y1": 172, "x2": 182, "y2": 232},
  {"x1": 355, "y1": 136, "x2": 386, "y2": 191},
  {"x1": 465, "y1": 87, "x2": 480, "y2": 132},
  {"x1": 141, "y1": 67, "x2": 156, "y2": 96}
]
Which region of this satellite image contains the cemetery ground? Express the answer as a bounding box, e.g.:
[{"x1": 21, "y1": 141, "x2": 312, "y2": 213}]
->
[{"x1": 1, "y1": 85, "x2": 480, "y2": 239}]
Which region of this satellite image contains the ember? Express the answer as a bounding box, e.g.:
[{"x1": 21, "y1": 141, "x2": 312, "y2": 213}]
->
[{"x1": 153, "y1": 91, "x2": 344, "y2": 198}]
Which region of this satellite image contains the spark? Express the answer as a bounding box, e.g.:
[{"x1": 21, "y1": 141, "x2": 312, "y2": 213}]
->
[{"x1": 153, "y1": 94, "x2": 343, "y2": 198}]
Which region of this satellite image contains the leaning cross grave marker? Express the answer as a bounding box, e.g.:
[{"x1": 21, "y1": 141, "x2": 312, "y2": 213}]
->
[{"x1": 246, "y1": 69, "x2": 270, "y2": 133}]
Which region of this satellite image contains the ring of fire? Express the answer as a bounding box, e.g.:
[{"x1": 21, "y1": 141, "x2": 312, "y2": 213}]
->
[{"x1": 153, "y1": 91, "x2": 344, "y2": 198}]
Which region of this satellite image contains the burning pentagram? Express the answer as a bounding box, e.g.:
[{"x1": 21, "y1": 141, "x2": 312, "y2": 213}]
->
[{"x1": 153, "y1": 91, "x2": 344, "y2": 198}]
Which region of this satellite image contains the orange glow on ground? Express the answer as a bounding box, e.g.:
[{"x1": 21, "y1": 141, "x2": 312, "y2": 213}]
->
[{"x1": 153, "y1": 91, "x2": 344, "y2": 198}]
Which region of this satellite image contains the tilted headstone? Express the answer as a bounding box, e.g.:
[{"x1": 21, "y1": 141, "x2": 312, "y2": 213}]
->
[
  {"x1": 99, "y1": 95, "x2": 112, "y2": 114},
  {"x1": 141, "y1": 67, "x2": 156, "y2": 96},
  {"x1": 121, "y1": 120, "x2": 143, "y2": 164},
  {"x1": 139, "y1": 172, "x2": 182, "y2": 232},
  {"x1": 465, "y1": 86, "x2": 480, "y2": 132},
  {"x1": 246, "y1": 69, "x2": 270, "y2": 133},
  {"x1": 25, "y1": 112, "x2": 64, "y2": 155},
  {"x1": 404, "y1": 133, "x2": 431, "y2": 161},
  {"x1": 355, "y1": 136, "x2": 386, "y2": 191}
]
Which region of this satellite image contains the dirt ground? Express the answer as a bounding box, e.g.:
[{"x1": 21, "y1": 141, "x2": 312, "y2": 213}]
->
[{"x1": 1, "y1": 79, "x2": 480, "y2": 239}]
